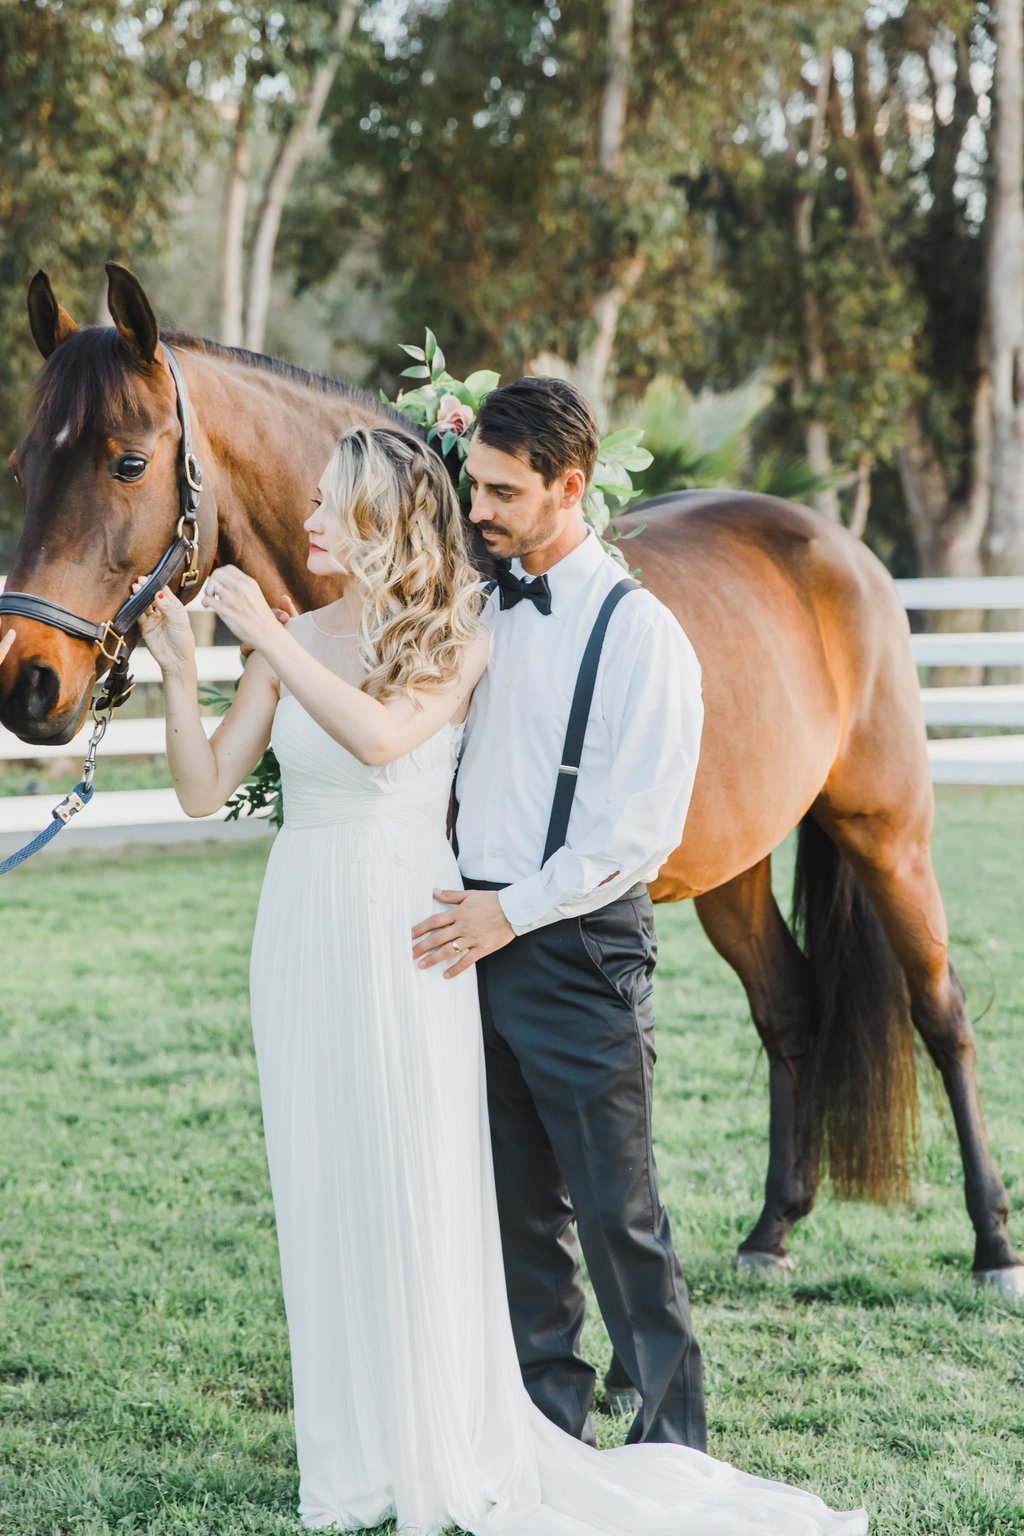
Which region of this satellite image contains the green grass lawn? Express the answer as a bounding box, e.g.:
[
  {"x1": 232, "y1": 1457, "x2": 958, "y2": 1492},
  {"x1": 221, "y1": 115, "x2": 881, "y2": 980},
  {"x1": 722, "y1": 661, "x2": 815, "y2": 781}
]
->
[{"x1": 0, "y1": 788, "x2": 1022, "y2": 1535}]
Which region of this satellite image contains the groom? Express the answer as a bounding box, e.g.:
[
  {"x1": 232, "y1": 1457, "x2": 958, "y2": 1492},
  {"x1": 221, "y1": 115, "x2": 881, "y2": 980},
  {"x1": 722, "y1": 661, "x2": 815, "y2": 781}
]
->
[{"x1": 411, "y1": 376, "x2": 707, "y2": 1452}]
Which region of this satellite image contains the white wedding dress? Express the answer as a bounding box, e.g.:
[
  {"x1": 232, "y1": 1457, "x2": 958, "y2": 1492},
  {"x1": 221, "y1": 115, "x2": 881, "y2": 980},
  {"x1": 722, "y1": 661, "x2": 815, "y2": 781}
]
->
[{"x1": 248, "y1": 614, "x2": 868, "y2": 1536}]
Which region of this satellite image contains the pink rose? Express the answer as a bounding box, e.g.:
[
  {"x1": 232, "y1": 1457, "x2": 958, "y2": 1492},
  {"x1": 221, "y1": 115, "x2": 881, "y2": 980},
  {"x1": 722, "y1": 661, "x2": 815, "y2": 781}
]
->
[{"x1": 436, "y1": 393, "x2": 475, "y2": 436}]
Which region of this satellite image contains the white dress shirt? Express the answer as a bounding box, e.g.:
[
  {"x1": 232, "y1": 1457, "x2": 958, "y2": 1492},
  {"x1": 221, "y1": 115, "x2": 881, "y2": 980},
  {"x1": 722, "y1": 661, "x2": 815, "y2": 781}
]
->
[{"x1": 455, "y1": 529, "x2": 703, "y2": 935}]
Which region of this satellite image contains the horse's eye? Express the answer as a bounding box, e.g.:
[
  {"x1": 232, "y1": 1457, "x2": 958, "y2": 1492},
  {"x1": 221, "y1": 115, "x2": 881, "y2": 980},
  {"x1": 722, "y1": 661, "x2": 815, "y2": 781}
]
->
[{"x1": 113, "y1": 455, "x2": 148, "y2": 482}]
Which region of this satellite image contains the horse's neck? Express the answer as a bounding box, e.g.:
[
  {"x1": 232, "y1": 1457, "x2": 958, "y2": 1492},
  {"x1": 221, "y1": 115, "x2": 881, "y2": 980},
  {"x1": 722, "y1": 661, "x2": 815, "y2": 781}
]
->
[{"x1": 181, "y1": 346, "x2": 388, "y2": 607}]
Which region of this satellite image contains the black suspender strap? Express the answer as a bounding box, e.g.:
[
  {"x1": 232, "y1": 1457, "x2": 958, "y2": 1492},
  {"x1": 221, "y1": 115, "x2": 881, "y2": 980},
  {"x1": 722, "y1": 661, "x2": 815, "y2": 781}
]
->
[{"x1": 541, "y1": 577, "x2": 640, "y2": 865}]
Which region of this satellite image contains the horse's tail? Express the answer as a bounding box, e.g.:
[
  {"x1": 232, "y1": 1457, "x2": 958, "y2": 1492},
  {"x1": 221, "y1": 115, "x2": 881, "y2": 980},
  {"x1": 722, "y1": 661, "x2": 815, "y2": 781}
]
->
[{"x1": 792, "y1": 814, "x2": 919, "y2": 1202}]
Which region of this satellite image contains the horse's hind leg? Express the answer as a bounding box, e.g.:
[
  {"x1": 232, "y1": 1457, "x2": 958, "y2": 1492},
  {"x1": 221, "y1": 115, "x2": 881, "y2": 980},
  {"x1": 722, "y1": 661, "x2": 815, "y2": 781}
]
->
[
  {"x1": 816, "y1": 802, "x2": 1023, "y2": 1287},
  {"x1": 694, "y1": 857, "x2": 817, "y2": 1266}
]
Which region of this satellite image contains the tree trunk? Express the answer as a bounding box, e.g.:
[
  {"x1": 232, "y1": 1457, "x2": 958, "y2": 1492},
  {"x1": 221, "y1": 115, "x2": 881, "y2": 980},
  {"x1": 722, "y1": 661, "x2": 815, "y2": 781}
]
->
[
  {"x1": 576, "y1": 254, "x2": 645, "y2": 426},
  {"x1": 847, "y1": 450, "x2": 872, "y2": 539},
  {"x1": 984, "y1": 0, "x2": 1024, "y2": 580},
  {"x1": 220, "y1": 106, "x2": 251, "y2": 348},
  {"x1": 898, "y1": 399, "x2": 989, "y2": 577},
  {"x1": 576, "y1": 0, "x2": 637, "y2": 424},
  {"x1": 794, "y1": 59, "x2": 840, "y2": 521},
  {"x1": 598, "y1": 0, "x2": 633, "y2": 175},
  {"x1": 244, "y1": 0, "x2": 360, "y2": 353},
  {"x1": 897, "y1": 396, "x2": 988, "y2": 686}
]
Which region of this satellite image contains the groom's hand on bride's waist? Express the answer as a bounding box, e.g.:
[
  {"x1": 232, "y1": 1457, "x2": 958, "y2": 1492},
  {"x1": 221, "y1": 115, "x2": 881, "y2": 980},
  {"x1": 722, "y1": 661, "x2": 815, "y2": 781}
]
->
[{"x1": 411, "y1": 890, "x2": 515, "y2": 979}]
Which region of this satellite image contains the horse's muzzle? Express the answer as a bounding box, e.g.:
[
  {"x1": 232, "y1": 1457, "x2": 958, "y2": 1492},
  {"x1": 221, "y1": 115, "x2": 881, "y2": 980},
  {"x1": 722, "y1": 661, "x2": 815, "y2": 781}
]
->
[{"x1": 0, "y1": 657, "x2": 83, "y2": 744}]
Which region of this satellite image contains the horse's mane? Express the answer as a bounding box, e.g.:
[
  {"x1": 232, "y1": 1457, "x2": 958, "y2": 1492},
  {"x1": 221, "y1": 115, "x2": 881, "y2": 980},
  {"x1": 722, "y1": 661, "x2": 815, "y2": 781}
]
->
[
  {"x1": 163, "y1": 331, "x2": 413, "y2": 429},
  {"x1": 31, "y1": 325, "x2": 412, "y2": 446}
]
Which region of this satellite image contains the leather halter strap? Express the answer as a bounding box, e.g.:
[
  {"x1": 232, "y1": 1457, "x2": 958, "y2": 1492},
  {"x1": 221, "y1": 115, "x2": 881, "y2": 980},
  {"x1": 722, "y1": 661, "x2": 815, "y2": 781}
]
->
[{"x1": 0, "y1": 341, "x2": 203, "y2": 685}]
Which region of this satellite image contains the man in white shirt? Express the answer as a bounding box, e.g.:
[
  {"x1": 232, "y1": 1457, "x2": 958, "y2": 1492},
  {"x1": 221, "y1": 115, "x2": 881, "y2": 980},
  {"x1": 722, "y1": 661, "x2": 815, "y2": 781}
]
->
[{"x1": 411, "y1": 377, "x2": 706, "y2": 1452}]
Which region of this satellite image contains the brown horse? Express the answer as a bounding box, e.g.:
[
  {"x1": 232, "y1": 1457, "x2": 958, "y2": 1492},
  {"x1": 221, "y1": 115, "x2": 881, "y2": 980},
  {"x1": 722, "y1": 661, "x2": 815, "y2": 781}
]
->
[{"x1": 2, "y1": 264, "x2": 1020, "y2": 1296}]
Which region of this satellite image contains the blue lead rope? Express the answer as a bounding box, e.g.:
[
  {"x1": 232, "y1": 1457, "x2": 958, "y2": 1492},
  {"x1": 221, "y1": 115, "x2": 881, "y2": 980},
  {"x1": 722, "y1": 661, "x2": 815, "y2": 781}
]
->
[{"x1": 0, "y1": 779, "x2": 95, "y2": 876}]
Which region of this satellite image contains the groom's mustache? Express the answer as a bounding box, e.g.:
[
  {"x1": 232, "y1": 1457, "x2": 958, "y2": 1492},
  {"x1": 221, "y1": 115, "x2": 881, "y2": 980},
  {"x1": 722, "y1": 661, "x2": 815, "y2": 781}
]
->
[{"x1": 476, "y1": 523, "x2": 509, "y2": 537}]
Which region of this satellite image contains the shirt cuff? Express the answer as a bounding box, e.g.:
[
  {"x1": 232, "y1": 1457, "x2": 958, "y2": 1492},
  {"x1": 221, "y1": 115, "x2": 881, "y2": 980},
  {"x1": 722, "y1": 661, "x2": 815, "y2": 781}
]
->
[{"x1": 496, "y1": 872, "x2": 561, "y2": 936}]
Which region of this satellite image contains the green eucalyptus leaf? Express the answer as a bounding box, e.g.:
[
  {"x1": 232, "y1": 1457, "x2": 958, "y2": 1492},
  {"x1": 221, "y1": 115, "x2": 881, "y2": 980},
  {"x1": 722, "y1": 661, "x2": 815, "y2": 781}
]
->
[
  {"x1": 464, "y1": 369, "x2": 501, "y2": 400},
  {"x1": 424, "y1": 329, "x2": 437, "y2": 362},
  {"x1": 584, "y1": 486, "x2": 611, "y2": 534},
  {"x1": 600, "y1": 427, "x2": 646, "y2": 455},
  {"x1": 400, "y1": 364, "x2": 432, "y2": 380},
  {"x1": 399, "y1": 343, "x2": 426, "y2": 360},
  {"x1": 601, "y1": 538, "x2": 630, "y2": 571},
  {"x1": 447, "y1": 382, "x2": 477, "y2": 408},
  {"x1": 593, "y1": 461, "x2": 633, "y2": 492}
]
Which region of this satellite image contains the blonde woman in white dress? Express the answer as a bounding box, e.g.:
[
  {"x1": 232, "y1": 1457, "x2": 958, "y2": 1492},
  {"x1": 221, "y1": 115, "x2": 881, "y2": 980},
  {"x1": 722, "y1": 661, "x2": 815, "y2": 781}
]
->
[{"x1": 136, "y1": 426, "x2": 867, "y2": 1535}]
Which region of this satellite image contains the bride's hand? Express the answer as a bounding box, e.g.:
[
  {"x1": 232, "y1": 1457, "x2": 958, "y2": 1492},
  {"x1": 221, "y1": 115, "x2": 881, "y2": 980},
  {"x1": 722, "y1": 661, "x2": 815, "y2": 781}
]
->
[
  {"x1": 241, "y1": 591, "x2": 300, "y2": 657},
  {"x1": 273, "y1": 593, "x2": 301, "y2": 626},
  {"x1": 0, "y1": 628, "x2": 16, "y2": 667},
  {"x1": 202, "y1": 565, "x2": 278, "y2": 651},
  {"x1": 133, "y1": 580, "x2": 196, "y2": 673}
]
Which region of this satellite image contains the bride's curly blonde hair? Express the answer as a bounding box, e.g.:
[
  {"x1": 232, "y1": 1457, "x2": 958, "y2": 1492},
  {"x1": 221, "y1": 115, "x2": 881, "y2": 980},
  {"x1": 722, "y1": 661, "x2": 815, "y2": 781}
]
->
[{"x1": 319, "y1": 426, "x2": 484, "y2": 701}]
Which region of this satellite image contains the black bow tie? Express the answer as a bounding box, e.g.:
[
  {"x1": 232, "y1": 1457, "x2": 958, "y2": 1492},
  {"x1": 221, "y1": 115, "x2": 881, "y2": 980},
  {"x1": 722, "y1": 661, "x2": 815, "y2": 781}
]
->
[{"x1": 492, "y1": 565, "x2": 553, "y2": 616}]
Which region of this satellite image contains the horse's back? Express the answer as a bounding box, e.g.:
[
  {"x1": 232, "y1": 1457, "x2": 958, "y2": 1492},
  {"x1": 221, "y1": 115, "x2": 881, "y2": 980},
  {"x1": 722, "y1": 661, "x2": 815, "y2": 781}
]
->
[{"x1": 610, "y1": 491, "x2": 924, "y2": 898}]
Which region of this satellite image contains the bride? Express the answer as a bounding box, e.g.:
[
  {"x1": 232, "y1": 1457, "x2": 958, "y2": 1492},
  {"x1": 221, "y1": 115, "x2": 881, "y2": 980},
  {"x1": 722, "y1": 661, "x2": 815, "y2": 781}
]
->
[{"x1": 136, "y1": 425, "x2": 867, "y2": 1535}]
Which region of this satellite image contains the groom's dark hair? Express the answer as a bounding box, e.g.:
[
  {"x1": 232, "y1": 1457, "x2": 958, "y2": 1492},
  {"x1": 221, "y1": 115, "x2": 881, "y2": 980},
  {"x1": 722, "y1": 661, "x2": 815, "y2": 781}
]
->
[{"x1": 475, "y1": 376, "x2": 601, "y2": 487}]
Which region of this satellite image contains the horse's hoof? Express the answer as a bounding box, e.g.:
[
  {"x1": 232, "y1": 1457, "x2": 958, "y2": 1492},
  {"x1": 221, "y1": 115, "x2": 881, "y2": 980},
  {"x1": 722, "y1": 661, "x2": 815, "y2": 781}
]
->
[
  {"x1": 736, "y1": 1249, "x2": 795, "y2": 1278},
  {"x1": 603, "y1": 1385, "x2": 641, "y2": 1417},
  {"x1": 973, "y1": 1265, "x2": 1024, "y2": 1298}
]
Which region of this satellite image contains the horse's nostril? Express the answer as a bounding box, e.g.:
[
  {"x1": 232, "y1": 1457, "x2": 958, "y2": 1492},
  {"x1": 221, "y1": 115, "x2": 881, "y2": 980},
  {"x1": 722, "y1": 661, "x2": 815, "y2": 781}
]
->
[{"x1": 23, "y1": 661, "x2": 62, "y2": 720}]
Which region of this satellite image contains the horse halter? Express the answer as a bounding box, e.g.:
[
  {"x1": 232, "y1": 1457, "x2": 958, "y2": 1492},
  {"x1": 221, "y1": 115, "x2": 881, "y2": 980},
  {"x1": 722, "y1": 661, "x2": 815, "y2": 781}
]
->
[{"x1": 0, "y1": 343, "x2": 203, "y2": 713}]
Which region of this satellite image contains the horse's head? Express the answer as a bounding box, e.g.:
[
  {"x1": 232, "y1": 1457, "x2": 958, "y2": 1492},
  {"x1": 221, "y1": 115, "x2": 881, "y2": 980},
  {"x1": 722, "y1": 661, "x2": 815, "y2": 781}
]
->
[{"x1": 0, "y1": 264, "x2": 215, "y2": 744}]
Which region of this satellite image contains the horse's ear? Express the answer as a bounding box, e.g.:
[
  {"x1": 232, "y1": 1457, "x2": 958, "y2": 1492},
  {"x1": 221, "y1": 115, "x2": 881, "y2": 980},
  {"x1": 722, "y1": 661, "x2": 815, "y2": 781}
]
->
[
  {"x1": 27, "y1": 271, "x2": 79, "y2": 358},
  {"x1": 105, "y1": 262, "x2": 159, "y2": 363}
]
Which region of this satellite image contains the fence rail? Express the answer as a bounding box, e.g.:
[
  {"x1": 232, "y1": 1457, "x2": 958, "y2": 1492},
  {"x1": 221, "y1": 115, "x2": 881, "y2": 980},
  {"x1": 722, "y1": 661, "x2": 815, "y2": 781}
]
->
[{"x1": 0, "y1": 574, "x2": 1021, "y2": 850}]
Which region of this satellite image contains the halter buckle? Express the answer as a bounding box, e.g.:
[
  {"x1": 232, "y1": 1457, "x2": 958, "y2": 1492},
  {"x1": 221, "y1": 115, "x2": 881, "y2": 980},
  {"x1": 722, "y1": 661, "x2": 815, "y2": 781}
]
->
[
  {"x1": 97, "y1": 622, "x2": 127, "y2": 666},
  {"x1": 177, "y1": 514, "x2": 201, "y2": 590},
  {"x1": 184, "y1": 454, "x2": 203, "y2": 494},
  {"x1": 94, "y1": 670, "x2": 134, "y2": 715}
]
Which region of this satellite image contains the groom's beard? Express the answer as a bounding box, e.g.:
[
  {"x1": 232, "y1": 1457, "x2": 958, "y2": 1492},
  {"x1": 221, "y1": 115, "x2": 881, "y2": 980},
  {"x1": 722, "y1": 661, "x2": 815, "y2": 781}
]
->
[{"x1": 477, "y1": 491, "x2": 560, "y2": 559}]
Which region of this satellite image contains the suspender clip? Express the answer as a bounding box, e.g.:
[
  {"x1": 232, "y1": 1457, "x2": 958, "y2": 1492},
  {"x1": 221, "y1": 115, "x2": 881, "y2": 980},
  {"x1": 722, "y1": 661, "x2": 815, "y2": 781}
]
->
[{"x1": 558, "y1": 764, "x2": 580, "y2": 776}]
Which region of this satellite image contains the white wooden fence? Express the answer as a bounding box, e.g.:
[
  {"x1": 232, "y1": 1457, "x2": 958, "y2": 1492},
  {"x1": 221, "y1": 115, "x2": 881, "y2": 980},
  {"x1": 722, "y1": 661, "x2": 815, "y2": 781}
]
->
[
  {"x1": 894, "y1": 576, "x2": 1024, "y2": 785},
  {"x1": 0, "y1": 574, "x2": 1021, "y2": 848}
]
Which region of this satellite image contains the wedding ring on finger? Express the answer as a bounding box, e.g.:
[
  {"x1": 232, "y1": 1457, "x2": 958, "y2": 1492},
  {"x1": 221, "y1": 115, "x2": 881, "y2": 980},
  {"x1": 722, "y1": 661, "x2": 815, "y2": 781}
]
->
[{"x1": 450, "y1": 939, "x2": 464, "y2": 955}]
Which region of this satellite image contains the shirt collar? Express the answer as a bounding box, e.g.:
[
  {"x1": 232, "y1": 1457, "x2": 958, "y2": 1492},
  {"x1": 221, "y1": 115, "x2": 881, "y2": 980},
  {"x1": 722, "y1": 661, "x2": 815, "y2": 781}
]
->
[{"x1": 509, "y1": 530, "x2": 605, "y2": 618}]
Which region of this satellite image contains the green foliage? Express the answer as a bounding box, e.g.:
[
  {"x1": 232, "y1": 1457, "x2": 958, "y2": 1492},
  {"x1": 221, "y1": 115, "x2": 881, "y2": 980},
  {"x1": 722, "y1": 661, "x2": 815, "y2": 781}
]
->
[
  {"x1": 751, "y1": 452, "x2": 848, "y2": 506},
  {"x1": 384, "y1": 328, "x2": 651, "y2": 545},
  {"x1": 225, "y1": 746, "x2": 284, "y2": 828},
  {"x1": 626, "y1": 373, "x2": 841, "y2": 504}
]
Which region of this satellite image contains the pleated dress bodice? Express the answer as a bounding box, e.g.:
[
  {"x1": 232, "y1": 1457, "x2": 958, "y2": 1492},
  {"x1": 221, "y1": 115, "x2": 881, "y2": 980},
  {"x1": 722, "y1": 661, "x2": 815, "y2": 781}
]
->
[{"x1": 274, "y1": 611, "x2": 462, "y2": 841}]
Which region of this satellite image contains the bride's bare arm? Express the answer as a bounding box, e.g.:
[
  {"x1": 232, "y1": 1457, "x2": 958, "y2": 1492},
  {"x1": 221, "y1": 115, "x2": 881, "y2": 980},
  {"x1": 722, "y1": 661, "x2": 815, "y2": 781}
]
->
[
  {"x1": 133, "y1": 579, "x2": 278, "y2": 817},
  {"x1": 206, "y1": 564, "x2": 489, "y2": 768}
]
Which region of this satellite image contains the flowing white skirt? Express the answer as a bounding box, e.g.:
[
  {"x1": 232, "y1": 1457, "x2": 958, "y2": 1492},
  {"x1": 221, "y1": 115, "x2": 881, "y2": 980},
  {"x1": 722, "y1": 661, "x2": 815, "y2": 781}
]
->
[{"x1": 249, "y1": 813, "x2": 868, "y2": 1536}]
